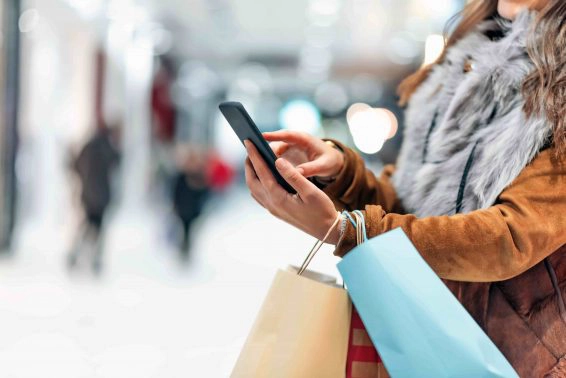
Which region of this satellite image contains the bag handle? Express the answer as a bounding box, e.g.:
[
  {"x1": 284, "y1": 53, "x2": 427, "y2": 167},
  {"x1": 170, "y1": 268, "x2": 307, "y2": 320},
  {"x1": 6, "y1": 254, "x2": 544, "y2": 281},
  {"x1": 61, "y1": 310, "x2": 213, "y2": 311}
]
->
[
  {"x1": 297, "y1": 210, "x2": 367, "y2": 276},
  {"x1": 297, "y1": 211, "x2": 342, "y2": 276},
  {"x1": 345, "y1": 210, "x2": 367, "y2": 246}
]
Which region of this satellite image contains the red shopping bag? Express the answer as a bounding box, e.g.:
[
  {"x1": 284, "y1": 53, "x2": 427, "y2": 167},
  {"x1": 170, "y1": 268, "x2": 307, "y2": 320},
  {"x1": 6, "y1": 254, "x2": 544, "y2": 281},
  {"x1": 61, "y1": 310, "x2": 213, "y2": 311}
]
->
[{"x1": 346, "y1": 307, "x2": 389, "y2": 378}]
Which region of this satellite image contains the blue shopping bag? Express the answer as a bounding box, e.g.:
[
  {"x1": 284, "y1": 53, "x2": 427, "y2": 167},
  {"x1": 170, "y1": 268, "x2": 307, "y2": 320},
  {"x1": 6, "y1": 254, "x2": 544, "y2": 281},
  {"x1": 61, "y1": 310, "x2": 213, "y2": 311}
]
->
[{"x1": 337, "y1": 211, "x2": 518, "y2": 378}]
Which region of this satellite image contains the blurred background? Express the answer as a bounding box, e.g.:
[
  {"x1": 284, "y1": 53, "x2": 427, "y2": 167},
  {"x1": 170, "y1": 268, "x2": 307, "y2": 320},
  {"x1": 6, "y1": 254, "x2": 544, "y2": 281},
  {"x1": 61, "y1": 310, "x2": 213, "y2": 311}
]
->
[{"x1": 0, "y1": 0, "x2": 464, "y2": 376}]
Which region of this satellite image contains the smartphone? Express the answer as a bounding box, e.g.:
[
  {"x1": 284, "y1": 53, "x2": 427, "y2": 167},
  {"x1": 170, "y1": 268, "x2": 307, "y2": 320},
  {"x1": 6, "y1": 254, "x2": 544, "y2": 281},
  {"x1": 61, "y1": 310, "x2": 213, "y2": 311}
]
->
[{"x1": 219, "y1": 101, "x2": 296, "y2": 194}]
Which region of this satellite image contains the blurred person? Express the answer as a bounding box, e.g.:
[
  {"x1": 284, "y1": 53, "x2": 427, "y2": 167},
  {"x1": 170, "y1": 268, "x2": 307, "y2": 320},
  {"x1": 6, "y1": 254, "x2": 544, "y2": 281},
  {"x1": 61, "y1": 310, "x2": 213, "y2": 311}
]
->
[
  {"x1": 151, "y1": 56, "x2": 177, "y2": 143},
  {"x1": 172, "y1": 146, "x2": 210, "y2": 258},
  {"x1": 67, "y1": 125, "x2": 120, "y2": 274},
  {"x1": 243, "y1": 1, "x2": 566, "y2": 376},
  {"x1": 150, "y1": 56, "x2": 178, "y2": 202}
]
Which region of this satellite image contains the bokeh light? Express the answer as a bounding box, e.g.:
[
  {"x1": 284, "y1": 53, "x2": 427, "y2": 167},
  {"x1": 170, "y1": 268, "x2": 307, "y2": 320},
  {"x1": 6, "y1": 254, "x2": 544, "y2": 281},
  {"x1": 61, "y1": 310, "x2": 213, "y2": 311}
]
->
[
  {"x1": 346, "y1": 103, "x2": 371, "y2": 124},
  {"x1": 18, "y1": 9, "x2": 40, "y2": 33},
  {"x1": 423, "y1": 34, "x2": 445, "y2": 66},
  {"x1": 382, "y1": 108, "x2": 399, "y2": 139},
  {"x1": 279, "y1": 99, "x2": 321, "y2": 135},
  {"x1": 314, "y1": 82, "x2": 348, "y2": 115},
  {"x1": 387, "y1": 32, "x2": 421, "y2": 66},
  {"x1": 348, "y1": 108, "x2": 393, "y2": 154}
]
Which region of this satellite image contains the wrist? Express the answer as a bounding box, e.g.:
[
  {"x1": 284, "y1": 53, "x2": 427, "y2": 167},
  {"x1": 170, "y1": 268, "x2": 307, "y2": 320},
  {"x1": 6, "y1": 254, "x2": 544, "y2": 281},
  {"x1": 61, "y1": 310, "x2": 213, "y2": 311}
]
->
[{"x1": 325, "y1": 213, "x2": 343, "y2": 245}]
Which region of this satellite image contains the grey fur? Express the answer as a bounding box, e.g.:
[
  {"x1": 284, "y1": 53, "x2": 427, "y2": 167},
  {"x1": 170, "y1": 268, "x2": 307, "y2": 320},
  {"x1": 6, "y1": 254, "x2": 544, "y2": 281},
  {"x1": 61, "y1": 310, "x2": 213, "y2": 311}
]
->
[{"x1": 392, "y1": 11, "x2": 552, "y2": 217}]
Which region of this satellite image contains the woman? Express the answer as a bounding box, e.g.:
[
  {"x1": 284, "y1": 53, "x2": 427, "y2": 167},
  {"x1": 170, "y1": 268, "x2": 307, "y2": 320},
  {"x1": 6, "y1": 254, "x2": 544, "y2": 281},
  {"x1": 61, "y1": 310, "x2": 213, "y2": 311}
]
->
[{"x1": 244, "y1": 0, "x2": 566, "y2": 376}]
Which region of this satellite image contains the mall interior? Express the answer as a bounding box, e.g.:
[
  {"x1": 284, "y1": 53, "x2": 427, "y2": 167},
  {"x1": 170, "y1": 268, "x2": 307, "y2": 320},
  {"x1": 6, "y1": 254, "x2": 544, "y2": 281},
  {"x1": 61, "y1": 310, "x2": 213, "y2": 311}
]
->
[{"x1": 0, "y1": 0, "x2": 464, "y2": 376}]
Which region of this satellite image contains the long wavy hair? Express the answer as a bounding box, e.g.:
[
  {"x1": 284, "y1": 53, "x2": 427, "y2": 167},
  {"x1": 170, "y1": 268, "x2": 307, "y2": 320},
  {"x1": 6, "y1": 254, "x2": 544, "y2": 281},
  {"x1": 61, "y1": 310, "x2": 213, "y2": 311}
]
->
[{"x1": 397, "y1": 0, "x2": 566, "y2": 153}]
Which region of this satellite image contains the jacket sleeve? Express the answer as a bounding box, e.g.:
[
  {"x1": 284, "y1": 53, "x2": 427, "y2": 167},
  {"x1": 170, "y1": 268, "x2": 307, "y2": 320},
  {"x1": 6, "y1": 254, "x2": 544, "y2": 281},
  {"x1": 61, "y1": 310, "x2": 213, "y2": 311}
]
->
[
  {"x1": 334, "y1": 147, "x2": 566, "y2": 283},
  {"x1": 322, "y1": 139, "x2": 402, "y2": 213}
]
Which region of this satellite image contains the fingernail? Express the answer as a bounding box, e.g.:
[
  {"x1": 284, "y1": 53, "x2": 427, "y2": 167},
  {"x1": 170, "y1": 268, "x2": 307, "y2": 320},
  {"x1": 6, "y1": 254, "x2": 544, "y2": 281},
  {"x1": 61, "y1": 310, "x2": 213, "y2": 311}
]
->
[{"x1": 297, "y1": 167, "x2": 305, "y2": 175}]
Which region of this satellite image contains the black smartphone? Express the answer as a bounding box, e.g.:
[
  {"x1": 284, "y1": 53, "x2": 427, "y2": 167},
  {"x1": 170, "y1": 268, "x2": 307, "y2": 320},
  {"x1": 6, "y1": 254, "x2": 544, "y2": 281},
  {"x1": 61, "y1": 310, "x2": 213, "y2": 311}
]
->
[{"x1": 219, "y1": 101, "x2": 296, "y2": 194}]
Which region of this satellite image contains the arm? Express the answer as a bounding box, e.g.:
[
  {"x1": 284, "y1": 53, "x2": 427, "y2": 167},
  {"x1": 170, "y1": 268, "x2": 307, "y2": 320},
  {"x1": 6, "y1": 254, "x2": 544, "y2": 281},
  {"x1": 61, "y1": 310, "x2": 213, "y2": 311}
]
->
[
  {"x1": 323, "y1": 140, "x2": 401, "y2": 213},
  {"x1": 335, "y1": 147, "x2": 566, "y2": 282}
]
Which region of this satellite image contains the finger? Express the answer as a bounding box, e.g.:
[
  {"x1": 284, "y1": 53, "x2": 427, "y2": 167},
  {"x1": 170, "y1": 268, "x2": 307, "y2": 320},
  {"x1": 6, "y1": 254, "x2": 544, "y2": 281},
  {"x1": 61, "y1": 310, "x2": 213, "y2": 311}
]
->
[
  {"x1": 269, "y1": 141, "x2": 290, "y2": 157},
  {"x1": 245, "y1": 140, "x2": 287, "y2": 196},
  {"x1": 275, "y1": 157, "x2": 319, "y2": 199},
  {"x1": 251, "y1": 191, "x2": 267, "y2": 208},
  {"x1": 296, "y1": 159, "x2": 327, "y2": 177},
  {"x1": 246, "y1": 158, "x2": 284, "y2": 215},
  {"x1": 263, "y1": 130, "x2": 312, "y2": 147},
  {"x1": 244, "y1": 157, "x2": 267, "y2": 203},
  {"x1": 244, "y1": 156, "x2": 258, "y2": 181}
]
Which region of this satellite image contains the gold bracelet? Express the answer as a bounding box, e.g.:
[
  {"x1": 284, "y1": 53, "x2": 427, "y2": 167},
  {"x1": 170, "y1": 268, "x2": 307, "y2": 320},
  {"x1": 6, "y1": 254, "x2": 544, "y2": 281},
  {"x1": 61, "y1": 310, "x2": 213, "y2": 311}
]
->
[{"x1": 324, "y1": 140, "x2": 342, "y2": 151}]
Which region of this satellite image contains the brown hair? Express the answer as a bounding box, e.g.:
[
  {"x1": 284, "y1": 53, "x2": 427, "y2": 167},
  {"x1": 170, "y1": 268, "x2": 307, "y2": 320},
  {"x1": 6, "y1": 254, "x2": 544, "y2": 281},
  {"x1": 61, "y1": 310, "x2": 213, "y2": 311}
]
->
[{"x1": 397, "y1": 0, "x2": 566, "y2": 153}]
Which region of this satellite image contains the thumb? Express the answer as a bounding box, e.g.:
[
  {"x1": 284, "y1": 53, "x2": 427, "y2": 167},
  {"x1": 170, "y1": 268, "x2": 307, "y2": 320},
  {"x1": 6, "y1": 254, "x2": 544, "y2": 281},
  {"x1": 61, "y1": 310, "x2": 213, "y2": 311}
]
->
[{"x1": 275, "y1": 158, "x2": 317, "y2": 195}]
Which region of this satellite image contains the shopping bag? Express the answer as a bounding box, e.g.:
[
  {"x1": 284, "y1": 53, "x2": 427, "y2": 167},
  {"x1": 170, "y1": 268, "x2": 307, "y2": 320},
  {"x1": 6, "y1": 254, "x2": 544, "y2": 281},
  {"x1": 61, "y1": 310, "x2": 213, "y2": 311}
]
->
[
  {"x1": 346, "y1": 307, "x2": 389, "y2": 378},
  {"x1": 345, "y1": 213, "x2": 389, "y2": 378},
  {"x1": 337, "y1": 211, "x2": 518, "y2": 378},
  {"x1": 232, "y1": 214, "x2": 351, "y2": 378}
]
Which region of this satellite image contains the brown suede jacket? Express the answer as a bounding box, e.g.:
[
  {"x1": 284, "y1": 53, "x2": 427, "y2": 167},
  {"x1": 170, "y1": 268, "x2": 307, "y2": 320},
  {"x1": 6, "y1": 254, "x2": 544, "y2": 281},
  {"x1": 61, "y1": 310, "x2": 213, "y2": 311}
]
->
[{"x1": 324, "y1": 140, "x2": 566, "y2": 377}]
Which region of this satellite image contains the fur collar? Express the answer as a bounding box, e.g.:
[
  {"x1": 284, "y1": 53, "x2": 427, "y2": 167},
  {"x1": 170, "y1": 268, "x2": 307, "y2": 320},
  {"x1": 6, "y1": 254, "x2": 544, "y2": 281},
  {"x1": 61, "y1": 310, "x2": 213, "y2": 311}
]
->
[{"x1": 392, "y1": 11, "x2": 553, "y2": 217}]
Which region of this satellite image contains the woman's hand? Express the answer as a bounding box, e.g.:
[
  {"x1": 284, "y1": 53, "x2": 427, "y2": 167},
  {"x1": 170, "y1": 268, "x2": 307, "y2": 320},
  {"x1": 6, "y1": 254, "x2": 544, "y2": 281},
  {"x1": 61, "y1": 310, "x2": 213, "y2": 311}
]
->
[
  {"x1": 244, "y1": 140, "x2": 341, "y2": 244},
  {"x1": 263, "y1": 131, "x2": 344, "y2": 180}
]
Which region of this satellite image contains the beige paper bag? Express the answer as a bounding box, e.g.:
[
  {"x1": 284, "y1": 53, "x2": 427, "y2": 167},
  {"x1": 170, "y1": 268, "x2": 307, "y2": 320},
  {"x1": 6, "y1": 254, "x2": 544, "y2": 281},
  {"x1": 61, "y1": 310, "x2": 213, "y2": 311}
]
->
[{"x1": 231, "y1": 268, "x2": 351, "y2": 378}]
